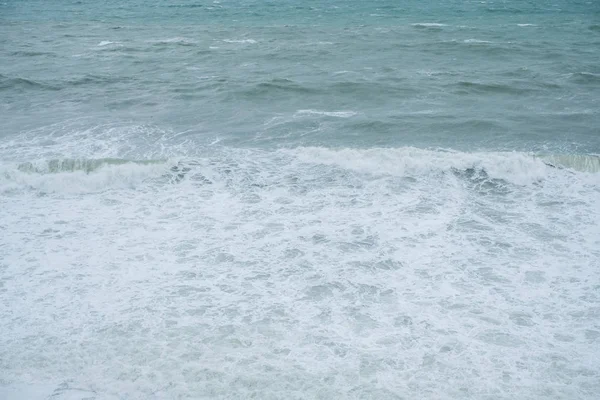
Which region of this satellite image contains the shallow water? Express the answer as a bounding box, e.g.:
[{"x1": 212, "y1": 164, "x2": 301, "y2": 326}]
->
[{"x1": 1, "y1": 1, "x2": 599, "y2": 399}]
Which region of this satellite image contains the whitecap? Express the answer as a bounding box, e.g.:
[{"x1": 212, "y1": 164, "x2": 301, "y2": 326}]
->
[
  {"x1": 464, "y1": 39, "x2": 492, "y2": 43},
  {"x1": 195, "y1": 75, "x2": 219, "y2": 81},
  {"x1": 97, "y1": 41, "x2": 119, "y2": 47},
  {"x1": 295, "y1": 110, "x2": 357, "y2": 118},
  {"x1": 150, "y1": 37, "x2": 197, "y2": 45},
  {"x1": 411, "y1": 23, "x2": 447, "y2": 27},
  {"x1": 223, "y1": 39, "x2": 257, "y2": 44}
]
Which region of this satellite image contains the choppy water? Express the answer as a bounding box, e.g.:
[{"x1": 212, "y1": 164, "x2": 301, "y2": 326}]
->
[{"x1": 1, "y1": 1, "x2": 599, "y2": 399}]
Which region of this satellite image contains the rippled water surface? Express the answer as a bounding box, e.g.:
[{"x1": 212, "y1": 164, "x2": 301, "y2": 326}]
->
[{"x1": 1, "y1": 1, "x2": 599, "y2": 399}]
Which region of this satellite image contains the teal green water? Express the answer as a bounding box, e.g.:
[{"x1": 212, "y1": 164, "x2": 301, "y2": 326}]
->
[
  {"x1": 1, "y1": 1, "x2": 600, "y2": 399},
  {"x1": 1, "y1": 0, "x2": 599, "y2": 152}
]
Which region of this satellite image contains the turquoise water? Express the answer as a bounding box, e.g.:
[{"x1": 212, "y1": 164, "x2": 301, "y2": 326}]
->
[
  {"x1": 1, "y1": 1, "x2": 599, "y2": 399},
  {"x1": 2, "y1": 0, "x2": 599, "y2": 151}
]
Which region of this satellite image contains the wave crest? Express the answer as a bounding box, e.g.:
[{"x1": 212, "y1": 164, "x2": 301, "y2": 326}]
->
[
  {"x1": 2, "y1": 149, "x2": 597, "y2": 195},
  {"x1": 2, "y1": 158, "x2": 171, "y2": 194},
  {"x1": 285, "y1": 147, "x2": 599, "y2": 184}
]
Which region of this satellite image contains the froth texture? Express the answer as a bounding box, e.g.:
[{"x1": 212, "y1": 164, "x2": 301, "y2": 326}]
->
[{"x1": 1, "y1": 145, "x2": 599, "y2": 399}]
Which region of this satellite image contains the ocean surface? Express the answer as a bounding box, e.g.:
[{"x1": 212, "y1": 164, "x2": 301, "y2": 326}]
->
[{"x1": 1, "y1": 0, "x2": 599, "y2": 399}]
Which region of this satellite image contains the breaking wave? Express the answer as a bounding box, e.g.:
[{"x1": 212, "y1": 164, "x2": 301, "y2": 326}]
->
[{"x1": 2, "y1": 148, "x2": 597, "y2": 195}]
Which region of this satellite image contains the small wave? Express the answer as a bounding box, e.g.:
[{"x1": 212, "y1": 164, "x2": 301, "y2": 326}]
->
[
  {"x1": 149, "y1": 37, "x2": 197, "y2": 46},
  {"x1": 590, "y1": 24, "x2": 600, "y2": 32},
  {"x1": 411, "y1": 23, "x2": 447, "y2": 28},
  {"x1": 330, "y1": 81, "x2": 418, "y2": 96},
  {"x1": 539, "y1": 154, "x2": 600, "y2": 173},
  {"x1": 166, "y1": 3, "x2": 204, "y2": 7},
  {"x1": 452, "y1": 81, "x2": 531, "y2": 95},
  {"x1": 486, "y1": 7, "x2": 524, "y2": 14},
  {"x1": 0, "y1": 74, "x2": 58, "y2": 91},
  {"x1": 295, "y1": 110, "x2": 357, "y2": 118},
  {"x1": 97, "y1": 41, "x2": 119, "y2": 47},
  {"x1": 1, "y1": 74, "x2": 126, "y2": 91},
  {"x1": 463, "y1": 39, "x2": 492, "y2": 44},
  {"x1": 244, "y1": 78, "x2": 317, "y2": 96},
  {"x1": 568, "y1": 72, "x2": 600, "y2": 84},
  {"x1": 417, "y1": 69, "x2": 458, "y2": 77},
  {"x1": 454, "y1": 41, "x2": 524, "y2": 56},
  {"x1": 297, "y1": 41, "x2": 335, "y2": 47},
  {"x1": 517, "y1": 24, "x2": 536, "y2": 27},
  {"x1": 223, "y1": 39, "x2": 257, "y2": 44},
  {"x1": 9, "y1": 50, "x2": 55, "y2": 57},
  {"x1": 66, "y1": 74, "x2": 127, "y2": 87}
]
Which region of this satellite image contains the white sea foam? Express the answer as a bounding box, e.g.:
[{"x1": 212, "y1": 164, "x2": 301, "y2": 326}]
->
[
  {"x1": 223, "y1": 39, "x2": 257, "y2": 44},
  {"x1": 287, "y1": 147, "x2": 553, "y2": 184},
  {"x1": 295, "y1": 109, "x2": 357, "y2": 118},
  {"x1": 464, "y1": 39, "x2": 492, "y2": 43},
  {"x1": 517, "y1": 23, "x2": 537, "y2": 27},
  {"x1": 150, "y1": 37, "x2": 197, "y2": 45},
  {"x1": 0, "y1": 121, "x2": 188, "y2": 161},
  {"x1": 1, "y1": 130, "x2": 599, "y2": 398},
  {"x1": 411, "y1": 23, "x2": 447, "y2": 27},
  {"x1": 97, "y1": 40, "x2": 119, "y2": 47},
  {"x1": 0, "y1": 160, "x2": 169, "y2": 194}
]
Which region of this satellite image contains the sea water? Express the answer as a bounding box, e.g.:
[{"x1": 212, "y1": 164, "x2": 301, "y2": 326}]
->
[{"x1": 1, "y1": 1, "x2": 599, "y2": 399}]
